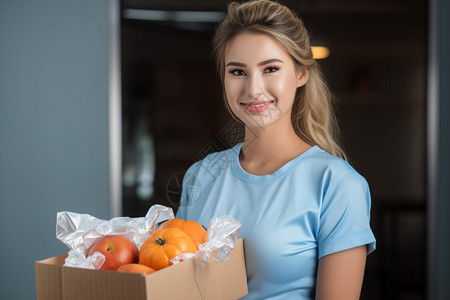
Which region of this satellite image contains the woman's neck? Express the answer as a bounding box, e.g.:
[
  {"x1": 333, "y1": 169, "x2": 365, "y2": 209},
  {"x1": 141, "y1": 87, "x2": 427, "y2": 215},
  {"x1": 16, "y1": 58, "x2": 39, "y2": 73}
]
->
[{"x1": 239, "y1": 116, "x2": 311, "y2": 168}]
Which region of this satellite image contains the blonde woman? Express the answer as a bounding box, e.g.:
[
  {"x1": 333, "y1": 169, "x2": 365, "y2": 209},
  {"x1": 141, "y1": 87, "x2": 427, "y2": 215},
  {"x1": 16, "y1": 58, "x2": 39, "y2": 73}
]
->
[{"x1": 177, "y1": 1, "x2": 376, "y2": 299}]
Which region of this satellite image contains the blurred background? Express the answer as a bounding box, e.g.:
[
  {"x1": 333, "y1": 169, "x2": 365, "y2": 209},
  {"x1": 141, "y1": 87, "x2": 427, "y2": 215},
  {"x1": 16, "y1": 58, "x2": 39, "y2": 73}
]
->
[{"x1": 0, "y1": 0, "x2": 449, "y2": 299}]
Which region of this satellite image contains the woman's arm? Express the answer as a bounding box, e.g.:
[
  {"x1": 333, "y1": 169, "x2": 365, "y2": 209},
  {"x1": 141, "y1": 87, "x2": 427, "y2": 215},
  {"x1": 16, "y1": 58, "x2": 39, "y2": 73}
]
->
[{"x1": 316, "y1": 245, "x2": 367, "y2": 300}]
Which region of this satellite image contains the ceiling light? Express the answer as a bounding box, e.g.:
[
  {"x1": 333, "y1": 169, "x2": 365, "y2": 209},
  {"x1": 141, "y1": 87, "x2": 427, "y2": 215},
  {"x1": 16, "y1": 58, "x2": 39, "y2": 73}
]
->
[{"x1": 311, "y1": 46, "x2": 330, "y2": 59}]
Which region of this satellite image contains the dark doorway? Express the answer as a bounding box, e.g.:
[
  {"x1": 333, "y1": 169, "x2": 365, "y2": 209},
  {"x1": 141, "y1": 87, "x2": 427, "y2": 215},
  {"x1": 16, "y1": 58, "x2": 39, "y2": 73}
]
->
[{"x1": 120, "y1": 1, "x2": 427, "y2": 298}]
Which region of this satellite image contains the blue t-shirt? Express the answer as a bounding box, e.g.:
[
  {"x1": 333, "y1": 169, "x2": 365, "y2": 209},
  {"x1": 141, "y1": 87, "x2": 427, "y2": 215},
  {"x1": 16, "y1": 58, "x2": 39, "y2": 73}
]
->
[{"x1": 176, "y1": 142, "x2": 376, "y2": 299}]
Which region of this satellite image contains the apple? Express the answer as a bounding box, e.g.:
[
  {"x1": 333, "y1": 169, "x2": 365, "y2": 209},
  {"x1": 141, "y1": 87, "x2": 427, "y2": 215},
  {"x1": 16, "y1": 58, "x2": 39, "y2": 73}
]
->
[
  {"x1": 88, "y1": 235, "x2": 139, "y2": 270},
  {"x1": 117, "y1": 263, "x2": 156, "y2": 275}
]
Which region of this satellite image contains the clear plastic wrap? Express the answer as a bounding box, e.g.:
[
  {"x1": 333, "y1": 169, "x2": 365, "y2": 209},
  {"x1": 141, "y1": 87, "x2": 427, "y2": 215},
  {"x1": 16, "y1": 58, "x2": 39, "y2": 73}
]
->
[
  {"x1": 56, "y1": 204, "x2": 174, "y2": 269},
  {"x1": 169, "y1": 215, "x2": 241, "y2": 265}
]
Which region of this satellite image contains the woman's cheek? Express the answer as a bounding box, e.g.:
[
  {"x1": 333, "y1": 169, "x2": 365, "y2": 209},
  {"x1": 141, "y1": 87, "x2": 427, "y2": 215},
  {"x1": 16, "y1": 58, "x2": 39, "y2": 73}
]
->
[
  {"x1": 265, "y1": 77, "x2": 284, "y2": 100},
  {"x1": 272, "y1": 74, "x2": 297, "y2": 102},
  {"x1": 226, "y1": 81, "x2": 240, "y2": 104},
  {"x1": 225, "y1": 82, "x2": 239, "y2": 114}
]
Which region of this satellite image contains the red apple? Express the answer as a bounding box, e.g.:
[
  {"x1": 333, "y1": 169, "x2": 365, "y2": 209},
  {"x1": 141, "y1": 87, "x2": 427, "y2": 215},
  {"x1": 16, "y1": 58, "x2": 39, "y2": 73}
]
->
[
  {"x1": 88, "y1": 235, "x2": 139, "y2": 270},
  {"x1": 117, "y1": 263, "x2": 156, "y2": 275}
]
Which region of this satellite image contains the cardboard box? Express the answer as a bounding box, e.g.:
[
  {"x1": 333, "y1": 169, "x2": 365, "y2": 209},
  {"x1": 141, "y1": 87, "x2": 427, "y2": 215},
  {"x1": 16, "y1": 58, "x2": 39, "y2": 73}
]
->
[{"x1": 36, "y1": 238, "x2": 247, "y2": 300}]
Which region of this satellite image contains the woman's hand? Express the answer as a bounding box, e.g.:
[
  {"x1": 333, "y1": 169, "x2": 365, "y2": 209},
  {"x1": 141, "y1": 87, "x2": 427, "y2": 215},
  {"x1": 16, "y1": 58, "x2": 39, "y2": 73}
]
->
[{"x1": 316, "y1": 245, "x2": 367, "y2": 300}]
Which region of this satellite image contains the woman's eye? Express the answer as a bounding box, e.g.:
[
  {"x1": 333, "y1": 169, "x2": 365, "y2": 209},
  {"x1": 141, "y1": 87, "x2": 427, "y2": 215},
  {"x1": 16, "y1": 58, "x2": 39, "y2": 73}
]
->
[
  {"x1": 230, "y1": 69, "x2": 246, "y2": 76},
  {"x1": 264, "y1": 66, "x2": 279, "y2": 73},
  {"x1": 228, "y1": 66, "x2": 278, "y2": 76}
]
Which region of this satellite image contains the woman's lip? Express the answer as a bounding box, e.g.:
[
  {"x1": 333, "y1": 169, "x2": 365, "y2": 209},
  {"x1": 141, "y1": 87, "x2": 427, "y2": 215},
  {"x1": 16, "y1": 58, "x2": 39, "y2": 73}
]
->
[
  {"x1": 240, "y1": 100, "x2": 274, "y2": 113},
  {"x1": 240, "y1": 100, "x2": 273, "y2": 106}
]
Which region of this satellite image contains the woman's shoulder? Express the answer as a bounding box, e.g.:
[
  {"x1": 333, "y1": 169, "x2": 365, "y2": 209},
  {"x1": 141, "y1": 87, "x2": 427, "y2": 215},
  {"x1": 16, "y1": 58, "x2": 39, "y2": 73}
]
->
[
  {"x1": 302, "y1": 148, "x2": 371, "y2": 210},
  {"x1": 302, "y1": 146, "x2": 367, "y2": 184}
]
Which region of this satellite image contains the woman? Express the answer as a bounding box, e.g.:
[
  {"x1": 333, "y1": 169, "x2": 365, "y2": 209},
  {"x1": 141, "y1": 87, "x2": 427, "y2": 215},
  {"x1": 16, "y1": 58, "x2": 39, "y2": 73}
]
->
[{"x1": 176, "y1": 1, "x2": 376, "y2": 299}]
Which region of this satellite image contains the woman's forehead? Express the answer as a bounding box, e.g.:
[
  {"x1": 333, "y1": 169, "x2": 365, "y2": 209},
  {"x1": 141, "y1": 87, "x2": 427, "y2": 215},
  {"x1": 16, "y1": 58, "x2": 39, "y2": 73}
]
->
[{"x1": 224, "y1": 32, "x2": 291, "y2": 65}]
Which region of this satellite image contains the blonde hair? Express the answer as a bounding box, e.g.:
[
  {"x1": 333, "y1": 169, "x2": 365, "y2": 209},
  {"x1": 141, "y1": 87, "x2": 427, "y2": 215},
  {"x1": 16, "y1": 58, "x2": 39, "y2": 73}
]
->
[{"x1": 212, "y1": 0, "x2": 346, "y2": 160}]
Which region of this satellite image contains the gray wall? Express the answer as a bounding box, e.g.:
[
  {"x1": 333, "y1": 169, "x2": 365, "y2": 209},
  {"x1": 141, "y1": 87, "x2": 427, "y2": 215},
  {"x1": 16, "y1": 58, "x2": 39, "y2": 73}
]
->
[
  {"x1": 0, "y1": 1, "x2": 110, "y2": 299},
  {"x1": 435, "y1": 0, "x2": 450, "y2": 298}
]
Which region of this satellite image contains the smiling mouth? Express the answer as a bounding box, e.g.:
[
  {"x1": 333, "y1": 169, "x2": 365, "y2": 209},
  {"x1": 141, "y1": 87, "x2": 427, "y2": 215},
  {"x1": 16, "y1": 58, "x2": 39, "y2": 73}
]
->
[{"x1": 240, "y1": 100, "x2": 274, "y2": 113}]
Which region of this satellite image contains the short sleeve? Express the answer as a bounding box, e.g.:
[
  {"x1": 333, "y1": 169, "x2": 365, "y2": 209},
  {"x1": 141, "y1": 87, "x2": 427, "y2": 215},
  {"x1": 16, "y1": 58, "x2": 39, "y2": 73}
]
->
[
  {"x1": 176, "y1": 194, "x2": 187, "y2": 220},
  {"x1": 175, "y1": 161, "x2": 204, "y2": 220},
  {"x1": 175, "y1": 172, "x2": 190, "y2": 220},
  {"x1": 317, "y1": 173, "x2": 376, "y2": 259}
]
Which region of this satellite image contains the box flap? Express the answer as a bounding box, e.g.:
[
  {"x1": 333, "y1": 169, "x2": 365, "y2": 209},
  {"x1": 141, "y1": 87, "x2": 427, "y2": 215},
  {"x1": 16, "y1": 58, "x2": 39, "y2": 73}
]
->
[
  {"x1": 197, "y1": 238, "x2": 248, "y2": 299},
  {"x1": 35, "y1": 254, "x2": 67, "y2": 300},
  {"x1": 143, "y1": 254, "x2": 200, "y2": 299}
]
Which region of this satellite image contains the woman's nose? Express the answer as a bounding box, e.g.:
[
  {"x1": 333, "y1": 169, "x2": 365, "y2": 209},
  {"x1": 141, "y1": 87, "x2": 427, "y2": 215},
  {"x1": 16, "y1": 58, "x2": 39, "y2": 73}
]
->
[{"x1": 246, "y1": 73, "x2": 264, "y2": 99}]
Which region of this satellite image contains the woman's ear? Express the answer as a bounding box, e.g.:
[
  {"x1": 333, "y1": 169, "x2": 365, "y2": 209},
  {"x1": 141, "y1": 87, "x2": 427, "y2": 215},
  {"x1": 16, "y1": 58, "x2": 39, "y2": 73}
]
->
[{"x1": 296, "y1": 66, "x2": 309, "y2": 88}]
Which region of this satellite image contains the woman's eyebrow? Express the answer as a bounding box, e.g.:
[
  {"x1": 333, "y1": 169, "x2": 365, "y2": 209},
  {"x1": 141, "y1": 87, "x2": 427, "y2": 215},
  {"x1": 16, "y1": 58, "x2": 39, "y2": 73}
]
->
[{"x1": 226, "y1": 58, "x2": 284, "y2": 67}]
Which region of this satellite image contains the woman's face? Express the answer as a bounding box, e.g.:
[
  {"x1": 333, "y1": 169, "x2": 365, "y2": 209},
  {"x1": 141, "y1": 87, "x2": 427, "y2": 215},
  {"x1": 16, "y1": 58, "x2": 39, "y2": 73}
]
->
[{"x1": 224, "y1": 32, "x2": 308, "y2": 129}]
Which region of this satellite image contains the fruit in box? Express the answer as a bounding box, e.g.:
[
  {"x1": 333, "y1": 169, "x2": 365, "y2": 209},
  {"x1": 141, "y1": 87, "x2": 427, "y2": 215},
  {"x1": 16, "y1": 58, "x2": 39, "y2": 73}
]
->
[
  {"x1": 117, "y1": 263, "x2": 156, "y2": 274},
  {"x1": 158, "y1": 218, "x2": 207, "y2": 248},
  {"x1": 87, "y1": 235, "x2": 139, "y2": 270},
  {"x1": 139, "y1": 228, "x2": 197, "y2": 270}
]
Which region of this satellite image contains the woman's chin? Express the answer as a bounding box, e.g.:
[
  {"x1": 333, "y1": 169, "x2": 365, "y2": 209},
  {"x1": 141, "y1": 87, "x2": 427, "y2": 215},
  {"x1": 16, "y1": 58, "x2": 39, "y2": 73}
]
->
[{"x1": 241, "y1": 117, "x2": 276, "y2": 130}]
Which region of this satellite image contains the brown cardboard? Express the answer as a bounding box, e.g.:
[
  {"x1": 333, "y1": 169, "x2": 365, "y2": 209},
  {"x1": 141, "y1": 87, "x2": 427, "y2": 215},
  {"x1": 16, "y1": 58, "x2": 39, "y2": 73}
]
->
[
  {"x1": 35, "y1": 254, "x2": 66, "y2": 300},
  {"x1": 36, "y1": 238, "x2": 247, "y2": 300}
]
